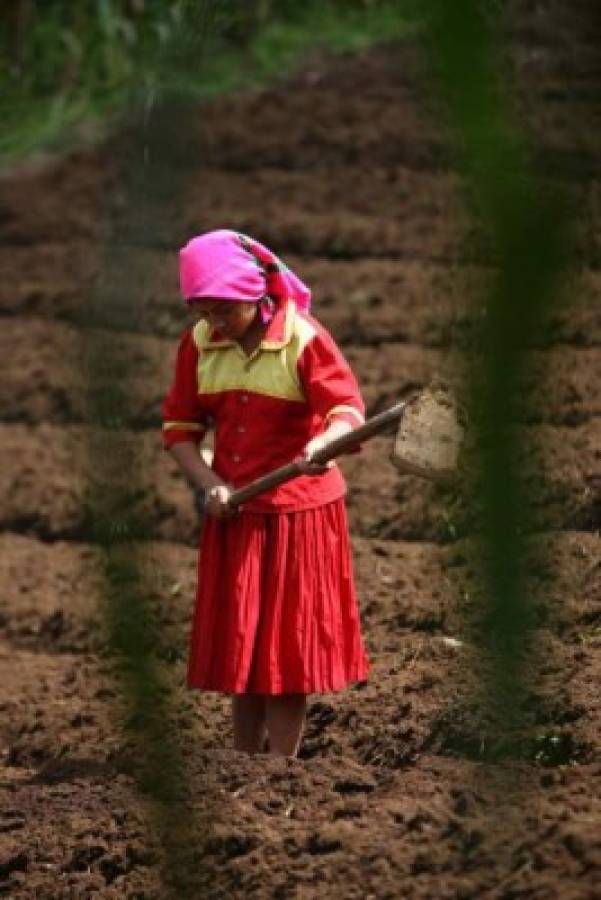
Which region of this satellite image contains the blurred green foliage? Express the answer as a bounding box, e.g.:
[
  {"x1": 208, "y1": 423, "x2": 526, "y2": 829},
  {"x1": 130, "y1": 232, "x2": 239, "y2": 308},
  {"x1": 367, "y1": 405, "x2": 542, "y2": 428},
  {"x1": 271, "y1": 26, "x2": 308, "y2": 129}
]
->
[
  {"x1": 424, "y1": 0, "x2": 573, "y2": 747},
  {"x1": 0, "y1": 0, "x2": 419, "y2": 160}
]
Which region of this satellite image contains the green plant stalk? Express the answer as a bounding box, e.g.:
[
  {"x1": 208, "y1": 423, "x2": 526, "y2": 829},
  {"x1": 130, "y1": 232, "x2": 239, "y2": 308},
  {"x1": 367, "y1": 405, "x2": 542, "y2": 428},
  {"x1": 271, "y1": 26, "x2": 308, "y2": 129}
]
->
[
  {"x1": 78, "y1": 350, "x2": 206, "y2": 899},
  {"x1": 73, "y1": 20, "x2": 231, "y2": 898},
  {"x1": 423, "y1": 2, "x2": 571, "y2": 738}
]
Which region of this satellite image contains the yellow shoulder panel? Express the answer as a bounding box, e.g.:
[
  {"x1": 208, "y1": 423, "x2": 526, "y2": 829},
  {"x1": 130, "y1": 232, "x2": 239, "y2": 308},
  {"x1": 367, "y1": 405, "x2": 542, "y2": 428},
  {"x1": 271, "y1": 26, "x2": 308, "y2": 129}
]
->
[
  {"x1": 192, "y1": 320, "x2": 210, "y2": 350},
  {"x1": 195, "y1": 313, "x2": 317, "y2": 402},
  {"x1": 291, "y1": 313, "x2": 316, "y2": 357}
]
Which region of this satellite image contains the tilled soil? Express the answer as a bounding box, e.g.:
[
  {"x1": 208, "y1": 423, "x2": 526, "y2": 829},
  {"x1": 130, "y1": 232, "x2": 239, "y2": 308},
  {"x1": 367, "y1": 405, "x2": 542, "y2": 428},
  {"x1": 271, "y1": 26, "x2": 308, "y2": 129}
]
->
[{"x1": 1, "y1": 5, "x2": 601, "y2": 898}]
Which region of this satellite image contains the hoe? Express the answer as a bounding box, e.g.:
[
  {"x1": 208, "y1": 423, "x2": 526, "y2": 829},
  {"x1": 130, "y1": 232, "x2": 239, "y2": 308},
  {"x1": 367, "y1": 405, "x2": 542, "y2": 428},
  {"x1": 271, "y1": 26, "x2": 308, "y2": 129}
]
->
[{"x1": 226, "y1": 384, "x2": 464, "y2": 510}]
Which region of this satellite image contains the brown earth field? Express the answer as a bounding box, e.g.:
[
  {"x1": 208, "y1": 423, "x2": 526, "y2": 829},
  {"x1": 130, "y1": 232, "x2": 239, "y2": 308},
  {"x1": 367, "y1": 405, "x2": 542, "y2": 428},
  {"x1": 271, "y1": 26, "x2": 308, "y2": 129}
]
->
[{"x1": 1, "y1": 4, "x2": 601, "y2": 899}]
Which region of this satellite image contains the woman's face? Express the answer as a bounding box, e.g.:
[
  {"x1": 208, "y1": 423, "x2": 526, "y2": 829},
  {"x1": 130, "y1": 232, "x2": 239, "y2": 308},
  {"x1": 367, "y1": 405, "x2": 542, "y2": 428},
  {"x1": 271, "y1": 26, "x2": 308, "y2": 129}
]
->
[{"x1": 187, "y1": 298, "x2": 258, "y2": 340}]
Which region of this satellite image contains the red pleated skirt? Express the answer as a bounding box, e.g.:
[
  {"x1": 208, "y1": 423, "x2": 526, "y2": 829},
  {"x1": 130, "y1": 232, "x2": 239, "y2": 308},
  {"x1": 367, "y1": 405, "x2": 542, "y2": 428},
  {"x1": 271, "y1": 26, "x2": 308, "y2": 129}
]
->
[{"x1": 187, "y1": 498, "x2": 369, "y2": 694}]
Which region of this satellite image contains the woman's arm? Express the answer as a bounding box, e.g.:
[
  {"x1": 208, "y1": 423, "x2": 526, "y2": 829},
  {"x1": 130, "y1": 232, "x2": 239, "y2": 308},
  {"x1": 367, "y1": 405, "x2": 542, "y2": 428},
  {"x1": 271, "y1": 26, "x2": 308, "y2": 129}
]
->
[
  {"x1": 162, "y1": 331, "x2": 232, "y2": 518},
  {"x1": 169, "y1": 442, "x2": 233, "y2": 518},
  {"x1": 296, "y1": 323, "x2": 365, "y2": 429},
  {"x1": 296, "y1": 322, "x2": 365, "y2": 472},
  {"x1": 169, "y1": 442, "x2": 223, "y2": 492}
]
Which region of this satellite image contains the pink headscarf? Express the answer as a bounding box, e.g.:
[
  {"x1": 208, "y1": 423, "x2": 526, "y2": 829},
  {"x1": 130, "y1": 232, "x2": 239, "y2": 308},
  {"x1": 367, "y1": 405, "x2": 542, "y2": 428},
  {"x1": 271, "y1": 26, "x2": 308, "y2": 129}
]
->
[{"x1": 179, "y1": 230, "x2": 311, "y2": 317}]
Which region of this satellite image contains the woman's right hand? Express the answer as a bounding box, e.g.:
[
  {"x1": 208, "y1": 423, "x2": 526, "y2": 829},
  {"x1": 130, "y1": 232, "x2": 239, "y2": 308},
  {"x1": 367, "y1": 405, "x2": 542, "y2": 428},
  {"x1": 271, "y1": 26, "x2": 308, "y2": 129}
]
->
[{"x1": 205, "y1": 483, "x2": 234, "y2": 518}]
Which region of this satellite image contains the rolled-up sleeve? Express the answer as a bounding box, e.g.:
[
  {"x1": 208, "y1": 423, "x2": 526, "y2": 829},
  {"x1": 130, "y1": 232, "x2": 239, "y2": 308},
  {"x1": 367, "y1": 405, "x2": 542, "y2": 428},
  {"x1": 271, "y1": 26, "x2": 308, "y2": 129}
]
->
[
  {"x1": 297, "y1": 326, "x2": 365, "y2": 429},
  {"x1": 162, "y1": 328, "x2": 207, "y2": 448}
]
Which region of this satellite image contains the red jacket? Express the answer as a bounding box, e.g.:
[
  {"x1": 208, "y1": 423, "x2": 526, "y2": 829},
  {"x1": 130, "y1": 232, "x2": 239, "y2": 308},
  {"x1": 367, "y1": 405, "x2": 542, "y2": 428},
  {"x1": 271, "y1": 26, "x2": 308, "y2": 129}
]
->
[{"x1": 162, "y1": 299, "x2": 364, "y2": 512}]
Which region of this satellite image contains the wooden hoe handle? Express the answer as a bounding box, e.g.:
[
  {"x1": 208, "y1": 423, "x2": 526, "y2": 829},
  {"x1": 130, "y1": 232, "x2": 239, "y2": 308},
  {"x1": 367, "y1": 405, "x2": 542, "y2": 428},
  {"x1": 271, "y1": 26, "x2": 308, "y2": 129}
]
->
[{"x1": 228, "y1": 400, "x2": 407, "y2": 509}]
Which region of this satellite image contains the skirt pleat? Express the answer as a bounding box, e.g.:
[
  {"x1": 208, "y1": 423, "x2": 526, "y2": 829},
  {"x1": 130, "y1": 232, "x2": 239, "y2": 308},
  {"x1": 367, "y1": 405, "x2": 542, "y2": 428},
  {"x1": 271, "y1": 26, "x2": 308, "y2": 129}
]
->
[{"x1": 187, "y1": 499, "x2": 369, "y2": 694}]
